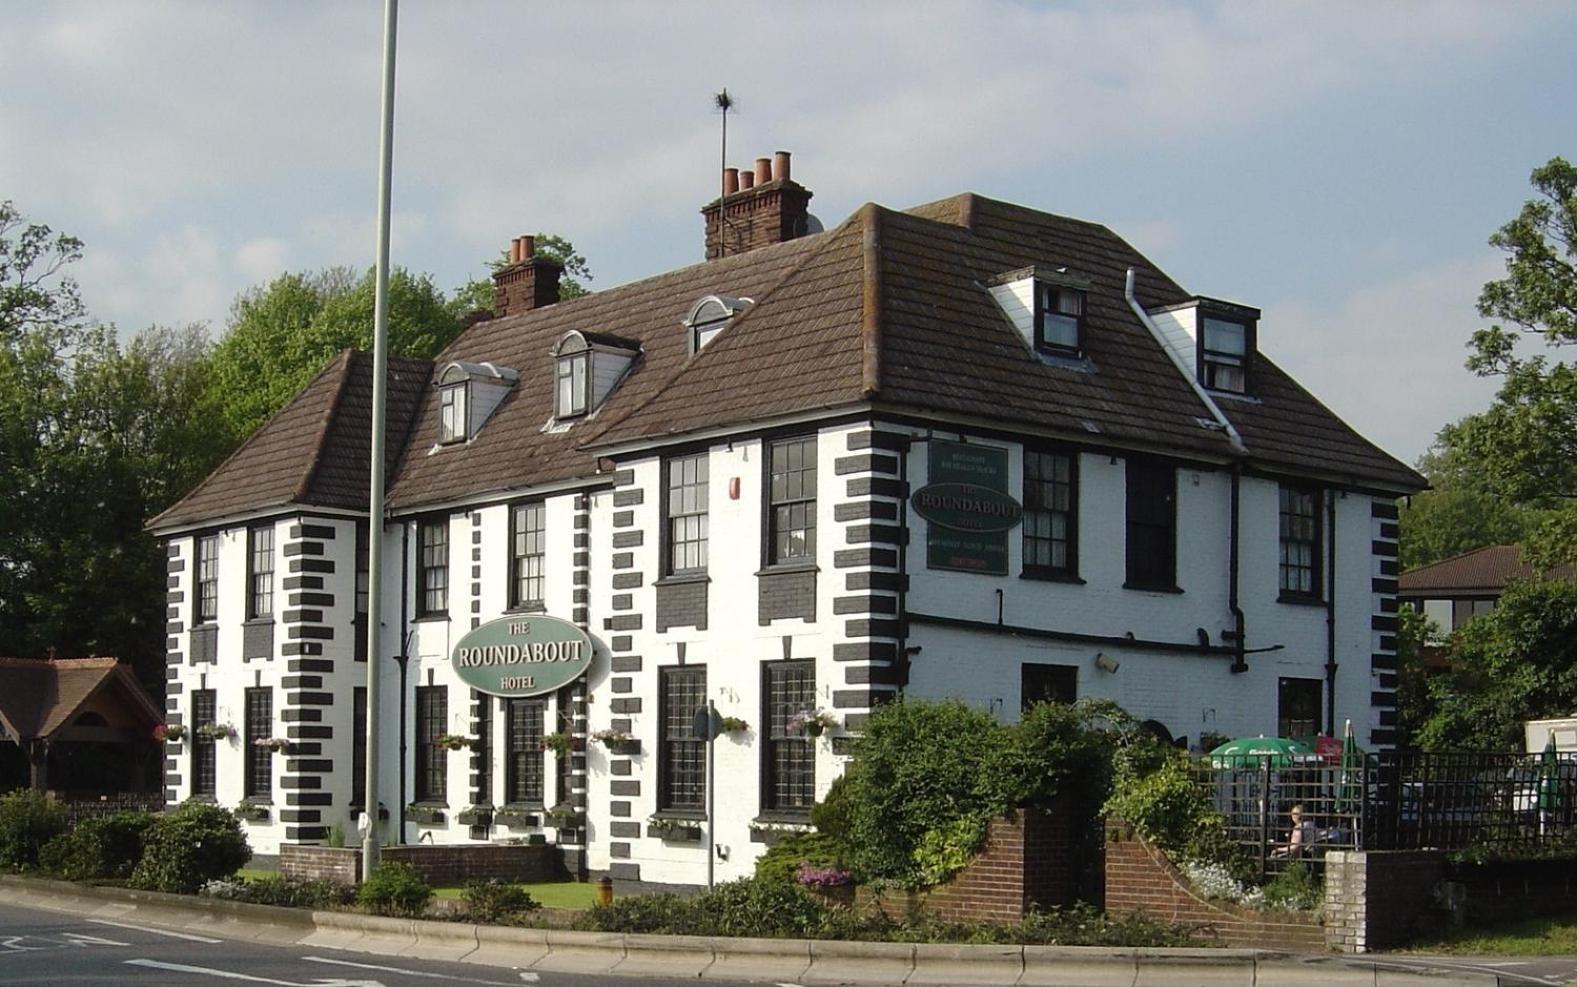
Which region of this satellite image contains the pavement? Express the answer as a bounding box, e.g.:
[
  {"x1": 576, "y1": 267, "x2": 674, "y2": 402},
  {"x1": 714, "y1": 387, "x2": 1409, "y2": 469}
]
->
[{"x1": 0, "y1": 874, "x2": 1566, "y2": 986}]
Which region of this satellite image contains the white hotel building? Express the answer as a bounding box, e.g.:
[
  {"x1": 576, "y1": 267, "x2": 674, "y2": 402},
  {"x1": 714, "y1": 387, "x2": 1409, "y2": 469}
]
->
[{"x1": 150, "y1": 156, "x2": 1423, "y2": 885}]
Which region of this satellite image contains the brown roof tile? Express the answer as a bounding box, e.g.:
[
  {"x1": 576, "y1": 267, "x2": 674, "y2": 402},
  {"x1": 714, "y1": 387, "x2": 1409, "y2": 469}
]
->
[
  {"x1": 165, "y1": 189, "x2": 1424, "y2": 525},
  {"x1": 150, "y1": 350, "x2": 430, "y2": 530},
  {"x1": 0, "y1": 656, "x2": 162, "y2": 741},
  {"x1": 1400, "y1": 545, "x2": 1577, "y2": 594}
]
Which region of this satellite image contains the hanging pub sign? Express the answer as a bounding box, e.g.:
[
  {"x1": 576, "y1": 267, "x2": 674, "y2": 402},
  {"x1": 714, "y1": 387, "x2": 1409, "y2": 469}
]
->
[
  {"x1": 913, "y1": 440, "x2": 1023, "y2": 575},
  {"x1": 451, "y1": 615, "x2": 593, "y2": 698}
]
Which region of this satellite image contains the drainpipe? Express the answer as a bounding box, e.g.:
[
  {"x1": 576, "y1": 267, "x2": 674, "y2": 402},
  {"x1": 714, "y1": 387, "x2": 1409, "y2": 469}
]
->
[
  {"x1": 1325, "y1": 490, "x2": 1338, "y2": 735},
  {"x1": 1229, "y1": 467, "x2": 1247, "y2": 674},
  {"x1": 397, "y1": 520, "x2": 410, "y2": 843}
]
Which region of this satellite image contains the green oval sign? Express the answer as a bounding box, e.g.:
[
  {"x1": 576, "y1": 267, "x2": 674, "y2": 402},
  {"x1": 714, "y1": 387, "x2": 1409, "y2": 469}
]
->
[
  {"x1": 911, "y1": 481, "x2": 1023, "y2": 533},
  {"x1": 451, "y1": 615, "x2": 593, "y2": 698}
]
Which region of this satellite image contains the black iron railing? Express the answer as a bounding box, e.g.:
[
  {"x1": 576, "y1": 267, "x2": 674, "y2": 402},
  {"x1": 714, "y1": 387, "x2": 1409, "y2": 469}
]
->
[{"x1": 1191, "y1": 750, "x2": 1577, "y2": 880}]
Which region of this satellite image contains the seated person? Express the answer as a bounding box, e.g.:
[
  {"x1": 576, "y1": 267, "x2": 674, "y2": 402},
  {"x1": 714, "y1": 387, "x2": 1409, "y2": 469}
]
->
[{"x1": 1273, "y1": 803, "x2": 1321, "y2": 858}]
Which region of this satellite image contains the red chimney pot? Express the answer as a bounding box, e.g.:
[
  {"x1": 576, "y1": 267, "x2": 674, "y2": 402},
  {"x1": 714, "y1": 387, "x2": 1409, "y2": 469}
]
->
[
  {"x1": 739, "y1": 169, "x2": 755, "y2": 191},
  {"x1": 773, "y1": 151, "x2": 791, "y2": 183},
  {"x1": 723, "y1": 168, "x2": 739, "y2": 195},
  {"x1": 754, "y1": 157, "x2": 772, "y2": 186}
]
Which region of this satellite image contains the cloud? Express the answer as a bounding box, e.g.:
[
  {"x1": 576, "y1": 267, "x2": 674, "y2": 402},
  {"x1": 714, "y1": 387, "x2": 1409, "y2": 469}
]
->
[
  {"x1": 0, "y1": 0, "x2": 1569, "y2": 339},
  {"x1": 1264, "y1": 253, "x2": 1507, "y2": 465}
]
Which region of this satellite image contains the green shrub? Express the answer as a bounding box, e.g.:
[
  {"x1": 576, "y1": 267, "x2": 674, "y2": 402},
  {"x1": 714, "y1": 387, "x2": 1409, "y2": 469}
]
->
[
  {"x1": 38, "y1": 811, "x2": 152, "y2": 880},
  {"x1": 694, "y1": 878, "x2": 826, "y2": 938},
  {"x1": 754, "y1": 832, "x2": 846, "y2": 884},
  {"x1": 462, "y1": 879, "x2": 540, "y2": 924},
  {"x1": 129, "y1": 801, "x2": 251, "y2": 893},
  {"x1": 356, "y1": 862, "x2": 431, "y2": 917},
  {"x1": 0, "y1": 790, "x2": 68, "y2": 871},
  {"x1": 1263, "y1": 861, "x2": 1322, "y2": 911},
  {"x1": 201, "y1": 875, "x2": 355, "y2": 909},
  {"x1": 1103, "y1": 750, "x2": 1251, "y2": 880},
  {"x1": 574, "y1": 892, "x2": 703, "y2": 935},
  {"x1": 833, "y1": 698, "x2": 1135, "y2": 888}
]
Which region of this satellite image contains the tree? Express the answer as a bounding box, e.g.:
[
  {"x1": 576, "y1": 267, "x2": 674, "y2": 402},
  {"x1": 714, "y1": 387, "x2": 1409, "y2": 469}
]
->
[
  {"x1": 200, "y1": 266, "x2": 459, "y2": 445},
  {"x1": 1450, "y1": 157, "x2": 1577, "y2": 567},
  {"x1": 447, "y1": 232, "x2": 594, "y2": 321},
  {"x1": 0, "y1": 202, "x2": 216, "y2": 688},
  {"x1": 1412, "y1": 579, "x2": 1577, "y2": 752},
  {"x1": 1398, "y1": 430, "x2": 1544, "y2": 570}
]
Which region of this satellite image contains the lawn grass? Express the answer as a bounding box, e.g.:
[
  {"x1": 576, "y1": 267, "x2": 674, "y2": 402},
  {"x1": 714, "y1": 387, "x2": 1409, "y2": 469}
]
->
[
  {"x1": 236, "y1": 867, "x2": 277, "y2": 881},
  {"x1": 432, "y1": 881, "x2": 597, "y2": 910},
  {"x1": 1399, "y1": 910, "x2": 1577, "y2": 955}
]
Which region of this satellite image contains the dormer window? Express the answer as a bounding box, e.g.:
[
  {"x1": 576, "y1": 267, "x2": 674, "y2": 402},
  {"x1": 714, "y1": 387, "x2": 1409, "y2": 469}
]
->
[
  {"x1": 685, "y1": 295, "x2": 751, "y2": 354},
  {"x1": 551, "y1": 330, "x2": 640, "y2": 421},
  {"x1": 1035, "y1": 284, "x2": 1085, "y2": 355},
  {"x1": 435, "y1": 360, "x2": 517, "y2": 445},
  {"x1": 556, "y1": 347, "x2": 588, "y2": 418},
  {"x1": 439, "y1": 381, "x2": 468, "y2": 444},
  {"x1": 1200, "y1": 315, "x2": 1251, "y2": 394}
]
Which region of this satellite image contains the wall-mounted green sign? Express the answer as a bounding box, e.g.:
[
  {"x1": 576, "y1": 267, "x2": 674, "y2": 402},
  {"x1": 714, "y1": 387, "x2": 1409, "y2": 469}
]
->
[
  {"x1": 450, "y1": 615, "x2": 593, "y2": 698},
  {"x1": 916, "y1": 440, "x2": 1021, "y2": 575}
]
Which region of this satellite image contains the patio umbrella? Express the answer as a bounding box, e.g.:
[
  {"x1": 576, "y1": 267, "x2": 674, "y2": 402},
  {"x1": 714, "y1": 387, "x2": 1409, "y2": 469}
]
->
[
  {"x1": 1333, "y1": 719, "x2": 1366, "y2": 813},
  {"x1": 1209, "y1": 735, "x2": 1320, "y2": 769}
]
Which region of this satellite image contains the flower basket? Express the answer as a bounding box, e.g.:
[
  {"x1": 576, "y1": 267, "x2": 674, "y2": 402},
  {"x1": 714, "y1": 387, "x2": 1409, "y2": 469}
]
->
[
  {"x1": 195, "y1": 723, "x2": 236, "y2": 741},
  {"x1": 436, "y1": 734, "x2": 472, "y2": 752},
  {"x1": 719, "y1": 716, "x2": 750, "y2": 735},
  {"x1": 252, "y1": 737, "x2": 291, "y2": 754},
  {"x1": 592, "y1": 730, "x2": 639, "y2": 755},
  {"x1": 405, "y1": 803, "x2": 446, "y2": 825},
  {"x1": 542, "y1": 732, "x2": 581, "y2": 757},
  {"x1": 494, "y1": 807, "x2": 540, "y2": 828},
  {"x1": 235, "y1": 800, "x2": 271, "y2": 822},
  {"x1": 786, "y1": 709, "x2": 837, "y2": 738},
  {"x1": 156, "y1": 723, "x2": 187, "y2": 743},
  {"x1": 457, "y1": 804, "x2": 493, "y2": 826}
]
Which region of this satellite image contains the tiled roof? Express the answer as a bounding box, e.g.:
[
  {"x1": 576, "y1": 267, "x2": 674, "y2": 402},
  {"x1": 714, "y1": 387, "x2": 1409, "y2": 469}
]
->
[
  {"x1": 157, "y1": 189, "x2": 1424, "y2": 527},
  {"x1": 1400, "y1": 545, "x2": 1577, "y2": 595},
  {"x1": 0, "y1": 656, "x2": 163, "y2": 741},
  {"x1": 386, "y1": 233, "x2": 827, "y2": 509},
  {"x1": 149, "y1": 350, "x2": 430, "y2": 530}
]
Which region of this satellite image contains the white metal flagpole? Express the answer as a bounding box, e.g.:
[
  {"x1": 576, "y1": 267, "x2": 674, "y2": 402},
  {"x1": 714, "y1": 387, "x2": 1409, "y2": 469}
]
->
[{"x1": 362, "y1": 0, "x2": 398, "y2": 883}]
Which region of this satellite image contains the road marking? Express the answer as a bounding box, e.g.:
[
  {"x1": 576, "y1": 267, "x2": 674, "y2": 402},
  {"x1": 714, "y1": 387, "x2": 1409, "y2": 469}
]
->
[
  {"x1": 89, "y1": 919, "x2": 223, "y2": 943},
  {"x1": 302, "y1": 955, "x2": 538, "y2": 984},
  {"x1": 124, "y1": 958, "x2": 385, "y2": 986},
  {"x1": 0, "y1": 937, "x2": 46, "y2": 953},
  {"x1": 61, "y1": 932, "x2": 132, "y2": 947}
]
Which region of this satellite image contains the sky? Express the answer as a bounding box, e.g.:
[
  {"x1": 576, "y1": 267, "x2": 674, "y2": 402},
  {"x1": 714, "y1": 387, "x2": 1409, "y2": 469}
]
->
[{"x1": 2, "y1": 1, "x2": 1574, "y2": 467}]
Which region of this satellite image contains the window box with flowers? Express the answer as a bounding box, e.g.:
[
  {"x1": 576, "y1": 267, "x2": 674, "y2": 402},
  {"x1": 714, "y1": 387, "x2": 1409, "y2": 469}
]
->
[
  {"x1": 494, "y1": 806, "x2": 540, "y2": 829},
  {"x1": 252, "y1": 737, "x2": 291, "y2": 755},
  {"x1": 544, "y1": 802, "x2": 583, "y2": 829},
  {"x1": 646, "y1": 814, "x2": 703, "y2": 842},
  {"x1": 457, "y1": 804, "x2": 492, "y2": 826},
  {"x1": 591, "y1": 729, "x2": 640, "y2": 756},
  {"x1": 196, "y1": 722, "x2": 236, "y2": 741},
  {"x1": 786, "y1": 709, "x2": 837, "y2": 738},
  {"x1": 235, "y1": 799, "x2": 271, "y2": 822},
  {"x1": 406, "y1": 803, "x2": 446, "y2": 825}
]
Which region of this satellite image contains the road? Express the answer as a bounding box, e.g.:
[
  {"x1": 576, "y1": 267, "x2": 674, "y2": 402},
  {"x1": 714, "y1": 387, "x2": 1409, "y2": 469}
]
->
[{"x1": 0, "y1": 901, "x2": 777, "y2": 987}]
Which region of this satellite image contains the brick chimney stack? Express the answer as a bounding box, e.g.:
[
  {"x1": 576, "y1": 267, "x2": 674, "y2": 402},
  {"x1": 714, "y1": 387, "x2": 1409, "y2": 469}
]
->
[
  {"x1": 702, "y1": 150, "x2": 813, "y2": 261},
  {"x1": 492, "y1": 235, "x2": 563, "y2": 317}
]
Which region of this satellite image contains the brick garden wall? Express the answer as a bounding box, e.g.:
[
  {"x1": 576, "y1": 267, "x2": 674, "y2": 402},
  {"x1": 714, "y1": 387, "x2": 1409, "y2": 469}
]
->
[
  {"x1": 856, "y1": 807, "x2": 1077, "y2": 924},
  {"x1": 1103, "y1": 821, "x2": 1326, "y2": 952},
  {"x1": 60, "y1": 792, "x2": 165, "y2": 825},
  {"x1": 280, "y1": 843, "x2": 565, "y2": 886}
]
